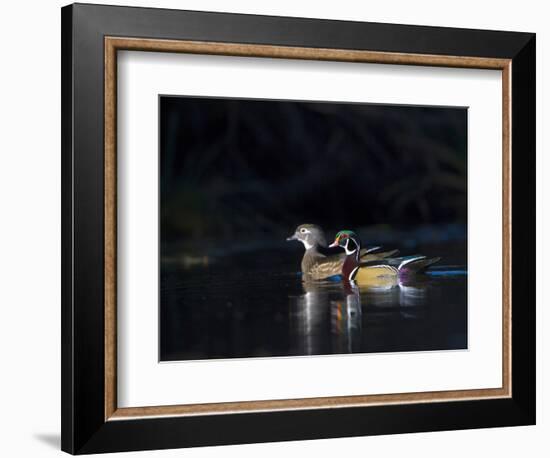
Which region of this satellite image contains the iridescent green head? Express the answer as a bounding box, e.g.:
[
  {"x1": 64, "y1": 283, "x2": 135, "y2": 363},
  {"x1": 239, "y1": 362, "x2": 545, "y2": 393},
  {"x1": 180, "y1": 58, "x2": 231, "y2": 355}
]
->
[{"x1": 329, "y1": 230, "x2": 361, "y2": 254}]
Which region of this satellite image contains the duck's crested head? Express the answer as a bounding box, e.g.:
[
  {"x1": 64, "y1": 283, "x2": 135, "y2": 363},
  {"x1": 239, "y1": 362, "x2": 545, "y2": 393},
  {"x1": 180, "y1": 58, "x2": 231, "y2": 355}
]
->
[
  {"x1": 286, "y1": 224, "x2": 327, "y2": 250},
  {"x1": 329, "y1": 230, "x2": 360, "y2": 251}
]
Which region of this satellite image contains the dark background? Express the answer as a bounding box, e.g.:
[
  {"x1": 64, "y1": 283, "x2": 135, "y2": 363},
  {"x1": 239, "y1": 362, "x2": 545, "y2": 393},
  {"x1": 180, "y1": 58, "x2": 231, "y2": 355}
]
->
[{"x1": 160, "y1": 96, "x2": 467, "y2": 247}]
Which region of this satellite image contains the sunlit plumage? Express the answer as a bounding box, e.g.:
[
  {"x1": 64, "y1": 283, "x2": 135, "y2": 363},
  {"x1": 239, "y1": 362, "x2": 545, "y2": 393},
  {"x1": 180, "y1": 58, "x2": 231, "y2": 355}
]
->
[
  {"x1": 287, "y1": 224, "x2": 398, "y2": 280},
  {"x1": 329, "y1": 230, "x2": 440, "y2": 287}
]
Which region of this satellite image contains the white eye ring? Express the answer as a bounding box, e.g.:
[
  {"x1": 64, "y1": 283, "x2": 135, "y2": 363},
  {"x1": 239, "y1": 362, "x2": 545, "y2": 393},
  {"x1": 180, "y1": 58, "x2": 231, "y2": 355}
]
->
[{"x1": 300, "y1": 228, "x2": 307, "y2": 233}]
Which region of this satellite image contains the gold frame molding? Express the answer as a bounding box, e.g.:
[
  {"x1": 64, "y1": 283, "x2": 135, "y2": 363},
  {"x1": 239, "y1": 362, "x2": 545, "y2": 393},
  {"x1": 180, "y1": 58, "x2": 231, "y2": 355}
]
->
[{"x1": 104, "y1": 36, "x2": 512, "y2": 421}]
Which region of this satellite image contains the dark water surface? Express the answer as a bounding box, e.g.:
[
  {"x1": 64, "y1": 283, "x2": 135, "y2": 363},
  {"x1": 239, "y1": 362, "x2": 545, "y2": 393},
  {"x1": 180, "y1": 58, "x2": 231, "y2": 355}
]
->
[{"x1": 160, "y1": 243, "x2": 467, "y2": 361}]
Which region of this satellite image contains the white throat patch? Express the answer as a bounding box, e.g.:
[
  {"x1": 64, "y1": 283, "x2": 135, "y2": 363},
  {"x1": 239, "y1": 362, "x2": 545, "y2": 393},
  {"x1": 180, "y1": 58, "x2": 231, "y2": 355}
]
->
[
  {"x1": 301, "y1": 239, "x2": 314, "y2": 250},
  {"x1": 343, "y1": 239, "x2": 357, "y2": 255}
]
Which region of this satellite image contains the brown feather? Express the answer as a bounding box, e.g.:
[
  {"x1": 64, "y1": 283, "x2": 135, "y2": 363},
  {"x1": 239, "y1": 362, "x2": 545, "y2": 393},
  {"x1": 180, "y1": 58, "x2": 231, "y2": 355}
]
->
[{"x1": 308, "y1": 259, "x2": 345, "y2": 280}]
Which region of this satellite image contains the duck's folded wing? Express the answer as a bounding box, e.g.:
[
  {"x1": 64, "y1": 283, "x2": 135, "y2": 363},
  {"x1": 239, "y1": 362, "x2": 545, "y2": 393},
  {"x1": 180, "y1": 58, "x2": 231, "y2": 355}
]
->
[
  {"x1": 361, "y1": 245, "x2": 381, "y2": 254},
  {"x1": 360, "y1": 248, "x2": 399, "y2": 262},
  {"x1": 308, "y1": 258, "x2": 344, "y2": 280},
  {"x1": 398, "y1": 256, "x2": 441, "y2": 274},
  {"x1": 361, "y1": 255, "x2": 441, "y2": 273}
]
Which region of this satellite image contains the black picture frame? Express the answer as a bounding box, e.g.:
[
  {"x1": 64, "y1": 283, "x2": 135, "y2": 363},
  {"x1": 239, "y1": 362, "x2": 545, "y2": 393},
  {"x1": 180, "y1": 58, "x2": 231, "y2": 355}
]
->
[{"x1": 61, "y1": 3, "x2": 535, "y2": 454}]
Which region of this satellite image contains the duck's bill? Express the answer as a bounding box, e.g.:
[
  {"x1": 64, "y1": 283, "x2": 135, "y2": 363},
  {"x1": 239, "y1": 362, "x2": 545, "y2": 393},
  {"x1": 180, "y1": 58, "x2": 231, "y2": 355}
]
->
[
  {"x1": 286, "y1": 234, "x2": 298, "y2": 241},
  {"x1": 328, "y1": 241, "x2": 339, "y2": 248}
]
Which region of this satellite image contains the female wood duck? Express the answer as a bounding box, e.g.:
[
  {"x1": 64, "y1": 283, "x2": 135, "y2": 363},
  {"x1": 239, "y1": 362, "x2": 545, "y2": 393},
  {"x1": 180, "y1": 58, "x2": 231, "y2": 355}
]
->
[
  {"x1": 286, "y1": 224, "x2": 398, "y2": 281},
  {"x1": 329, "y1": 230, "x2": 440, "y2": 285}
]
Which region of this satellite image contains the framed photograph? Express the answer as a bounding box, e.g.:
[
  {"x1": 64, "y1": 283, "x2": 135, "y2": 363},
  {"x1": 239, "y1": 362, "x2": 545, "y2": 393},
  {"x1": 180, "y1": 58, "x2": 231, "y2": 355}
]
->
[{"x1": 61, "y1": 3, "x2": 536, "y2": 454}]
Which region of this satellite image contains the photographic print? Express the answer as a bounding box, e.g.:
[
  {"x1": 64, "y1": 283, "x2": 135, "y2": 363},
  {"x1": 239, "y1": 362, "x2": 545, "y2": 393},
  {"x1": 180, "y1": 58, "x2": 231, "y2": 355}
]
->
[
  {"x1": 159, "y1": 96, "x2": 467, "y2": 362},
  {"x1": 62, "y1": 6, "x2": 535, "y2": 452}
]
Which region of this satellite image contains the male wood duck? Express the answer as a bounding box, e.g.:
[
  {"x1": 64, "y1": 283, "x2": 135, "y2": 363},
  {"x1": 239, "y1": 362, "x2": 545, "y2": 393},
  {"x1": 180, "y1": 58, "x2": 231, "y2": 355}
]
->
[
  {"x1": 286, "y1": 224, "x2": 398, "y2": 281},
  {"x1": 329, "y1": 230, "x2": 440, "y2": 285}
]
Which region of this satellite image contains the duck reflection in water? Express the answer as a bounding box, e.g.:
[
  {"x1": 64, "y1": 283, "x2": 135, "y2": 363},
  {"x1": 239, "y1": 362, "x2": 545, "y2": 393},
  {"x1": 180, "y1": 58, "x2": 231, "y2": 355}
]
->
[
  {"x1": 289, "y1": 280, "x2": 362, "y2": 355},
  {"x1": 289, "y1": 276, "x2": 430, "y2": 356},
  {"x1": 330, "y1": 281, "x2": 362, "y2": 354}
]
